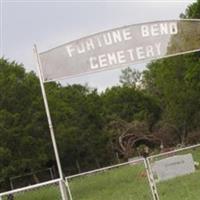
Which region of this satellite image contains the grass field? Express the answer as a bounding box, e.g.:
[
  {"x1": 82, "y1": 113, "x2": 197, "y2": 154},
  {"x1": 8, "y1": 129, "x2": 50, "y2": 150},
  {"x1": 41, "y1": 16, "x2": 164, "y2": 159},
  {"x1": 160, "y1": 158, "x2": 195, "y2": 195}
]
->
[
  {"x1": 2, "y1": 162, "x2": 153, "y2": 200},
  {"x1": 4, "y1": 169, "x2": 200, "y2": 200},
  {"x1": 158, "y1": 171, "x2": 200, "y2": 200},
  {"x1": 68, "y1": 163, "x2": 153, "y2": 200},
  {"x1": 2, "y1": 147, "x2": 200, "y2": 200},
  {"x1": 152, "y1": 146, "x2": 200, "y2": 200},
  {"x1": 2, "y1": 185, "x2": 61, "y2": 200}
]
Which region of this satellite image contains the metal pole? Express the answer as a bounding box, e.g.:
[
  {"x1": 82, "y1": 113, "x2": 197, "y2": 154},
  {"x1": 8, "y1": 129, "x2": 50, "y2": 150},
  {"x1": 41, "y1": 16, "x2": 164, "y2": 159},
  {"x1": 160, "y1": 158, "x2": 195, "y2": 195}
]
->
[
  {"x1": 65, "y1": 178, "x2": 73, "y2": 200},
  {"x1": 144, "y1": 159, "x2": 156, "y2": 200},
  {"x1": 33, "y1": 44, "x2": 68, "y2": 200},
  {"x1": 49, "y1": 168, "x2": 54, "y2": 180},
  {"x1": 145, "y1": 158, "x2": 160, "y2": 200}
]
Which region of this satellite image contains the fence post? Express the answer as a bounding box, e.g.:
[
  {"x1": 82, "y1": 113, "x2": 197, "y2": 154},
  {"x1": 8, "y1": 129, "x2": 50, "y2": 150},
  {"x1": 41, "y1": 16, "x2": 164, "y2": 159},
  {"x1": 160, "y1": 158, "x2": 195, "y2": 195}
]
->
[
  {"x1": 65, "y1": 178, "x2": 73, "y2": 200},
  {"x1": 59, "y1": 180, "x2": 69, "y2": 200},
  {"x1": 49, "y1": 168, "x2": 54, "y2": 180},
  {"x1": 116, "y1": 152, "x2": 120, "y2": 164},
  {"x1": 76, "y1": 160, "x2": 81, "y2": 173},
  {"x1": 144, "y1": 158, "x2": 160, "y2": 200}
]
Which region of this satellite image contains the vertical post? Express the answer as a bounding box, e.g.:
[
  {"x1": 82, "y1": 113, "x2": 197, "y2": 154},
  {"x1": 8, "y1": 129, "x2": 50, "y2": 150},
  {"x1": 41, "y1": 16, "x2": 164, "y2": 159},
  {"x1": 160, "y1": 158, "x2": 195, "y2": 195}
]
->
[
  {"x1": 9, "y1": 178, "x2": 14, "y2": 190},
  {"x1": 76, "y1": 160, "x2": 81, "y2": 173},
  {"x1": 145, "y1": 158, "x2": 160, "y2": 200},
  {"x1": 116, "y1": 152, "x2": 120, "y2": 164},
  {"x1": 33, "y1": 44, "x2": 68, "y2": 200},
  {"x1": 65, "y1": 178, "x2": 73, "y2": 200},
  {"x1": 49, "y1": 168, "x2": 54, "y2": 180}
]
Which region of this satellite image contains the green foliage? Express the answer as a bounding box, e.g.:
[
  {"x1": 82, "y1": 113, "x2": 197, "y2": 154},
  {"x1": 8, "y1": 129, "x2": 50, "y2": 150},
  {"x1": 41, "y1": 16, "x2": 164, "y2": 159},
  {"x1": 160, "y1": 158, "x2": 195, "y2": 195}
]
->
[
  {"x1": 102, "y1": 86, "x2": 160, "y2": 129},
  {"x1": 142, "y1": 0, "x2": 200, "y2": 144},
  {"x1": 180, "y1": 0, "x2": 200, "y2": 19},
  {"x1": 119, "y1": 67, "x2": 141, "y2": 88},
  {"x1": 143, "y1": 48, "x2": 200, "y2": 144},
  {"x1": 0, "y1": 59, "x2": 51, "y2": 183},
  {"x1": 46, "y1": 84, "x2": 112, "y2": 172},
  {"x1": 0, "y1": 58, "x2": 160, "y2": 187}
]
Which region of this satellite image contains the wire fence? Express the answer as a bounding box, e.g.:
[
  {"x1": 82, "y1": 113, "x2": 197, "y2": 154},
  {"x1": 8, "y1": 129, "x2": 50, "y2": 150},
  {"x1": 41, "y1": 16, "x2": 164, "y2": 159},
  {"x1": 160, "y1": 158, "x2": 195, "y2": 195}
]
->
[
  {"x1": 8, "y1": 168, "x2": 55, "y2": 190},
  {"x1": 1, "y1": 144, "x2": 200, "y2": 200},
  {"x1": 66, "y1": 158, "x2": 154, "y2": 200},
  {"x1": 0, "y1": 179, "x2": 62, "y2": 200},
  {"x1": 147, "y1": 144, "x2": 200, "y2": 200}
]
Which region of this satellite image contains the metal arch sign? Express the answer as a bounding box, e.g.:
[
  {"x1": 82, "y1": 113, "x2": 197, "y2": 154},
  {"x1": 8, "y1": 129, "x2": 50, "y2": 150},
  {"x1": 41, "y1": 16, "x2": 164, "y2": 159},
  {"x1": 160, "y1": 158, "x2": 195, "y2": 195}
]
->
[{"x1": 38, "y1": 19, "x2": 200, "y2": 82}]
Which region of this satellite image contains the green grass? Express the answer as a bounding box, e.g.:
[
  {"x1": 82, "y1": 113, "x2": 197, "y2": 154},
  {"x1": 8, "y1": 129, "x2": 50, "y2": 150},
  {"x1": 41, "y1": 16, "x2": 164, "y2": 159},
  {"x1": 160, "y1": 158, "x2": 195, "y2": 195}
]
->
[
  {"x1": 3, "y1": 147, "x2": 200, "y2": 200},
  {"x1": 3, "y1": 163, "x2": 153, "y2": 200},
  {"x1": 158, "y1": 171, "x2": 200, "y2": 200},
  {"x1": 6, "y1": 168, "x2": 200, "y2": 200},
  {"x1": 154, "y1": 147, "x2": 200, "y2": 200},
  {"x1": 68, "y1": 164, "x2": 153, "y2": 200},
  {"x1": 68, "y1": 147, "x2": 200, "y2": 200},
  {"x1": 3, "y1": 185, "x2": 61, "y2": 200}
]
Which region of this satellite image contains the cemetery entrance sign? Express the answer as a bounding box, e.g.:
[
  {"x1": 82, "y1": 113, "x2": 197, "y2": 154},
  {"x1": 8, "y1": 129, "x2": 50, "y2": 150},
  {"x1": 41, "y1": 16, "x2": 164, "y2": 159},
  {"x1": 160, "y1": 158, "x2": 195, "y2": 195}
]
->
[{"x1": 39, "y1": 19, "x2": 200, "y2": 82}]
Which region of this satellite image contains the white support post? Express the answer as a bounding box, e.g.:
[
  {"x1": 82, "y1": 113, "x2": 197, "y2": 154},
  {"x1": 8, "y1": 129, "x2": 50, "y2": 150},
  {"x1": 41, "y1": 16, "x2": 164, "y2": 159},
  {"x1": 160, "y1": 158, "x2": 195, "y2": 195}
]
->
[
  {"x1": 59, "y1": 180, "x2": 69, "y2": 200},
  {"x1": 145, "y1": 158, "x2": 160, "y2": 200},
  {"x1": 33, "y1": 45, "x2": 68, "y2": 200},
  {"x1": 144, "y1": 159, "x2": 157, "y2": 200},
  {"x1": 65, "y1": 178, "x2": 73, "y2": 200}
]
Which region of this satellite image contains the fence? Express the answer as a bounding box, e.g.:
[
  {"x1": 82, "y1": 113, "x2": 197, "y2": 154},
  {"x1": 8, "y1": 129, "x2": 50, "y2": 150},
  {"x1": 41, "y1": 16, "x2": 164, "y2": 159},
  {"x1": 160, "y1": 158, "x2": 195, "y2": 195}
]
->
[
  {"x1": 66, "y1": 158, "x2": 154, "y2": 200},
  {"x1": 147, "y1": 144, "x2": 200, "y2": 200},
  {"x1": 0, "y1": 179, "x2": 63, "y2": 200},
  {"x1": 9, "y1": 168, "x2": 55, "y2": 190},
  {"x1": 1, "y1": 144, "x2": 200, "y2": 200}
]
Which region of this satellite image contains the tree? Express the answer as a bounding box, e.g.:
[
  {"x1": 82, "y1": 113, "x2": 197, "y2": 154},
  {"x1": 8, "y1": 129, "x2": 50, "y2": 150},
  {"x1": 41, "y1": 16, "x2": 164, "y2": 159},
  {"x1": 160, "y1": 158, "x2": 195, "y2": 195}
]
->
[
  {"x1": 46, "y1": 84, "x2": 112, "y2": 172},
  {"x1": 0, "y1": 59, "x2": 53, "y2": 189},
  {"x1": 143, "y1": 50, "x2": 200, "y2": 145},
  {"x1": 102, "y1": 86, "x2": 160, "y2": 131},
  {"x1": 106, "y1": 119, "x2": 161, "y2": 160},
  {"x1": 0, "y1": 58, "x2": 119, "y2": 186},
  {"x1": 180, "y1": 0, "x2": 200, "y2": 19},
  {"x1": 142, "y1": 1, "x2": 200, "y2": 145},
  {"x1": 119, "y1": 67, "x2": 141, "y2": 88}
]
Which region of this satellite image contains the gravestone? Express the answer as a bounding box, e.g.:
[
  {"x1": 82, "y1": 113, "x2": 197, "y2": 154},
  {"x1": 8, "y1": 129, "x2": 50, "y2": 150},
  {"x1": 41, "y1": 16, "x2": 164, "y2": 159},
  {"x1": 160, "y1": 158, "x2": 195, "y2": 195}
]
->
[{"x1": 152, "y1": 153, "x2": 195, "y2": 182}]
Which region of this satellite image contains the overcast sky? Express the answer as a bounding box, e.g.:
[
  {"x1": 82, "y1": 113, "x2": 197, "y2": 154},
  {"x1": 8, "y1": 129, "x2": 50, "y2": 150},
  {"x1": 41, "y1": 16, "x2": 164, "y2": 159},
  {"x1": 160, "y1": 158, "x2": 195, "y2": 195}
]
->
[{"x1": 1, "y1": 0, "x2": 196, "y2": 91}]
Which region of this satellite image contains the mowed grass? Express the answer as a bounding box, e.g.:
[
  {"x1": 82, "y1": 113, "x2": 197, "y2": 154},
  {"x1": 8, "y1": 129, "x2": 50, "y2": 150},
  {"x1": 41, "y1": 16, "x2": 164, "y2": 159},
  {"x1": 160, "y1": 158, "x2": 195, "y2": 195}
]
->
[
  {"x1": 3, "y1": 185, "x2": 61, "y2": 200},
  {"x1": 155, "y1": 147, "x2": 200, "y2": 200},
  {"x1": 3, "y1": 148, "x2": 200, "y2": 200},
  {"x1": 68, "y1": 148, "x2": 200, "y2": 200},
  {"x1": 5, "y1": 169, "x2": 200, "y2": 200},
  {"x1": 3, "y1": 163, "x2": 153, "y2": 200},
  {"x1": 68, "y1": 163, "x2": 153, "y2": 200},
  {"x1": 158, "y1": 171, "x2": 200, "y2": 200}
]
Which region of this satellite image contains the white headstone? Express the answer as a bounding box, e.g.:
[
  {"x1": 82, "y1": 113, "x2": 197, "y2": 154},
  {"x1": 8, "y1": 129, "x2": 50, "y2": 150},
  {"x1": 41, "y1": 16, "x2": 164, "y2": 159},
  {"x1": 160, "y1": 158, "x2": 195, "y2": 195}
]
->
[{"x1": 152, "y1": 153, "x2": 195, "y2": 182}]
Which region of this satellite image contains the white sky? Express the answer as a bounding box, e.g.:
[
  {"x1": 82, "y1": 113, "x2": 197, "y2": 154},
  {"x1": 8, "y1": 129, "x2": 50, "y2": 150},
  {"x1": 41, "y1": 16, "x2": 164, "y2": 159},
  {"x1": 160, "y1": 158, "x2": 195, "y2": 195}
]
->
[{"x1": 1, "y1": 0, "x2": 196, "y2": 91}]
